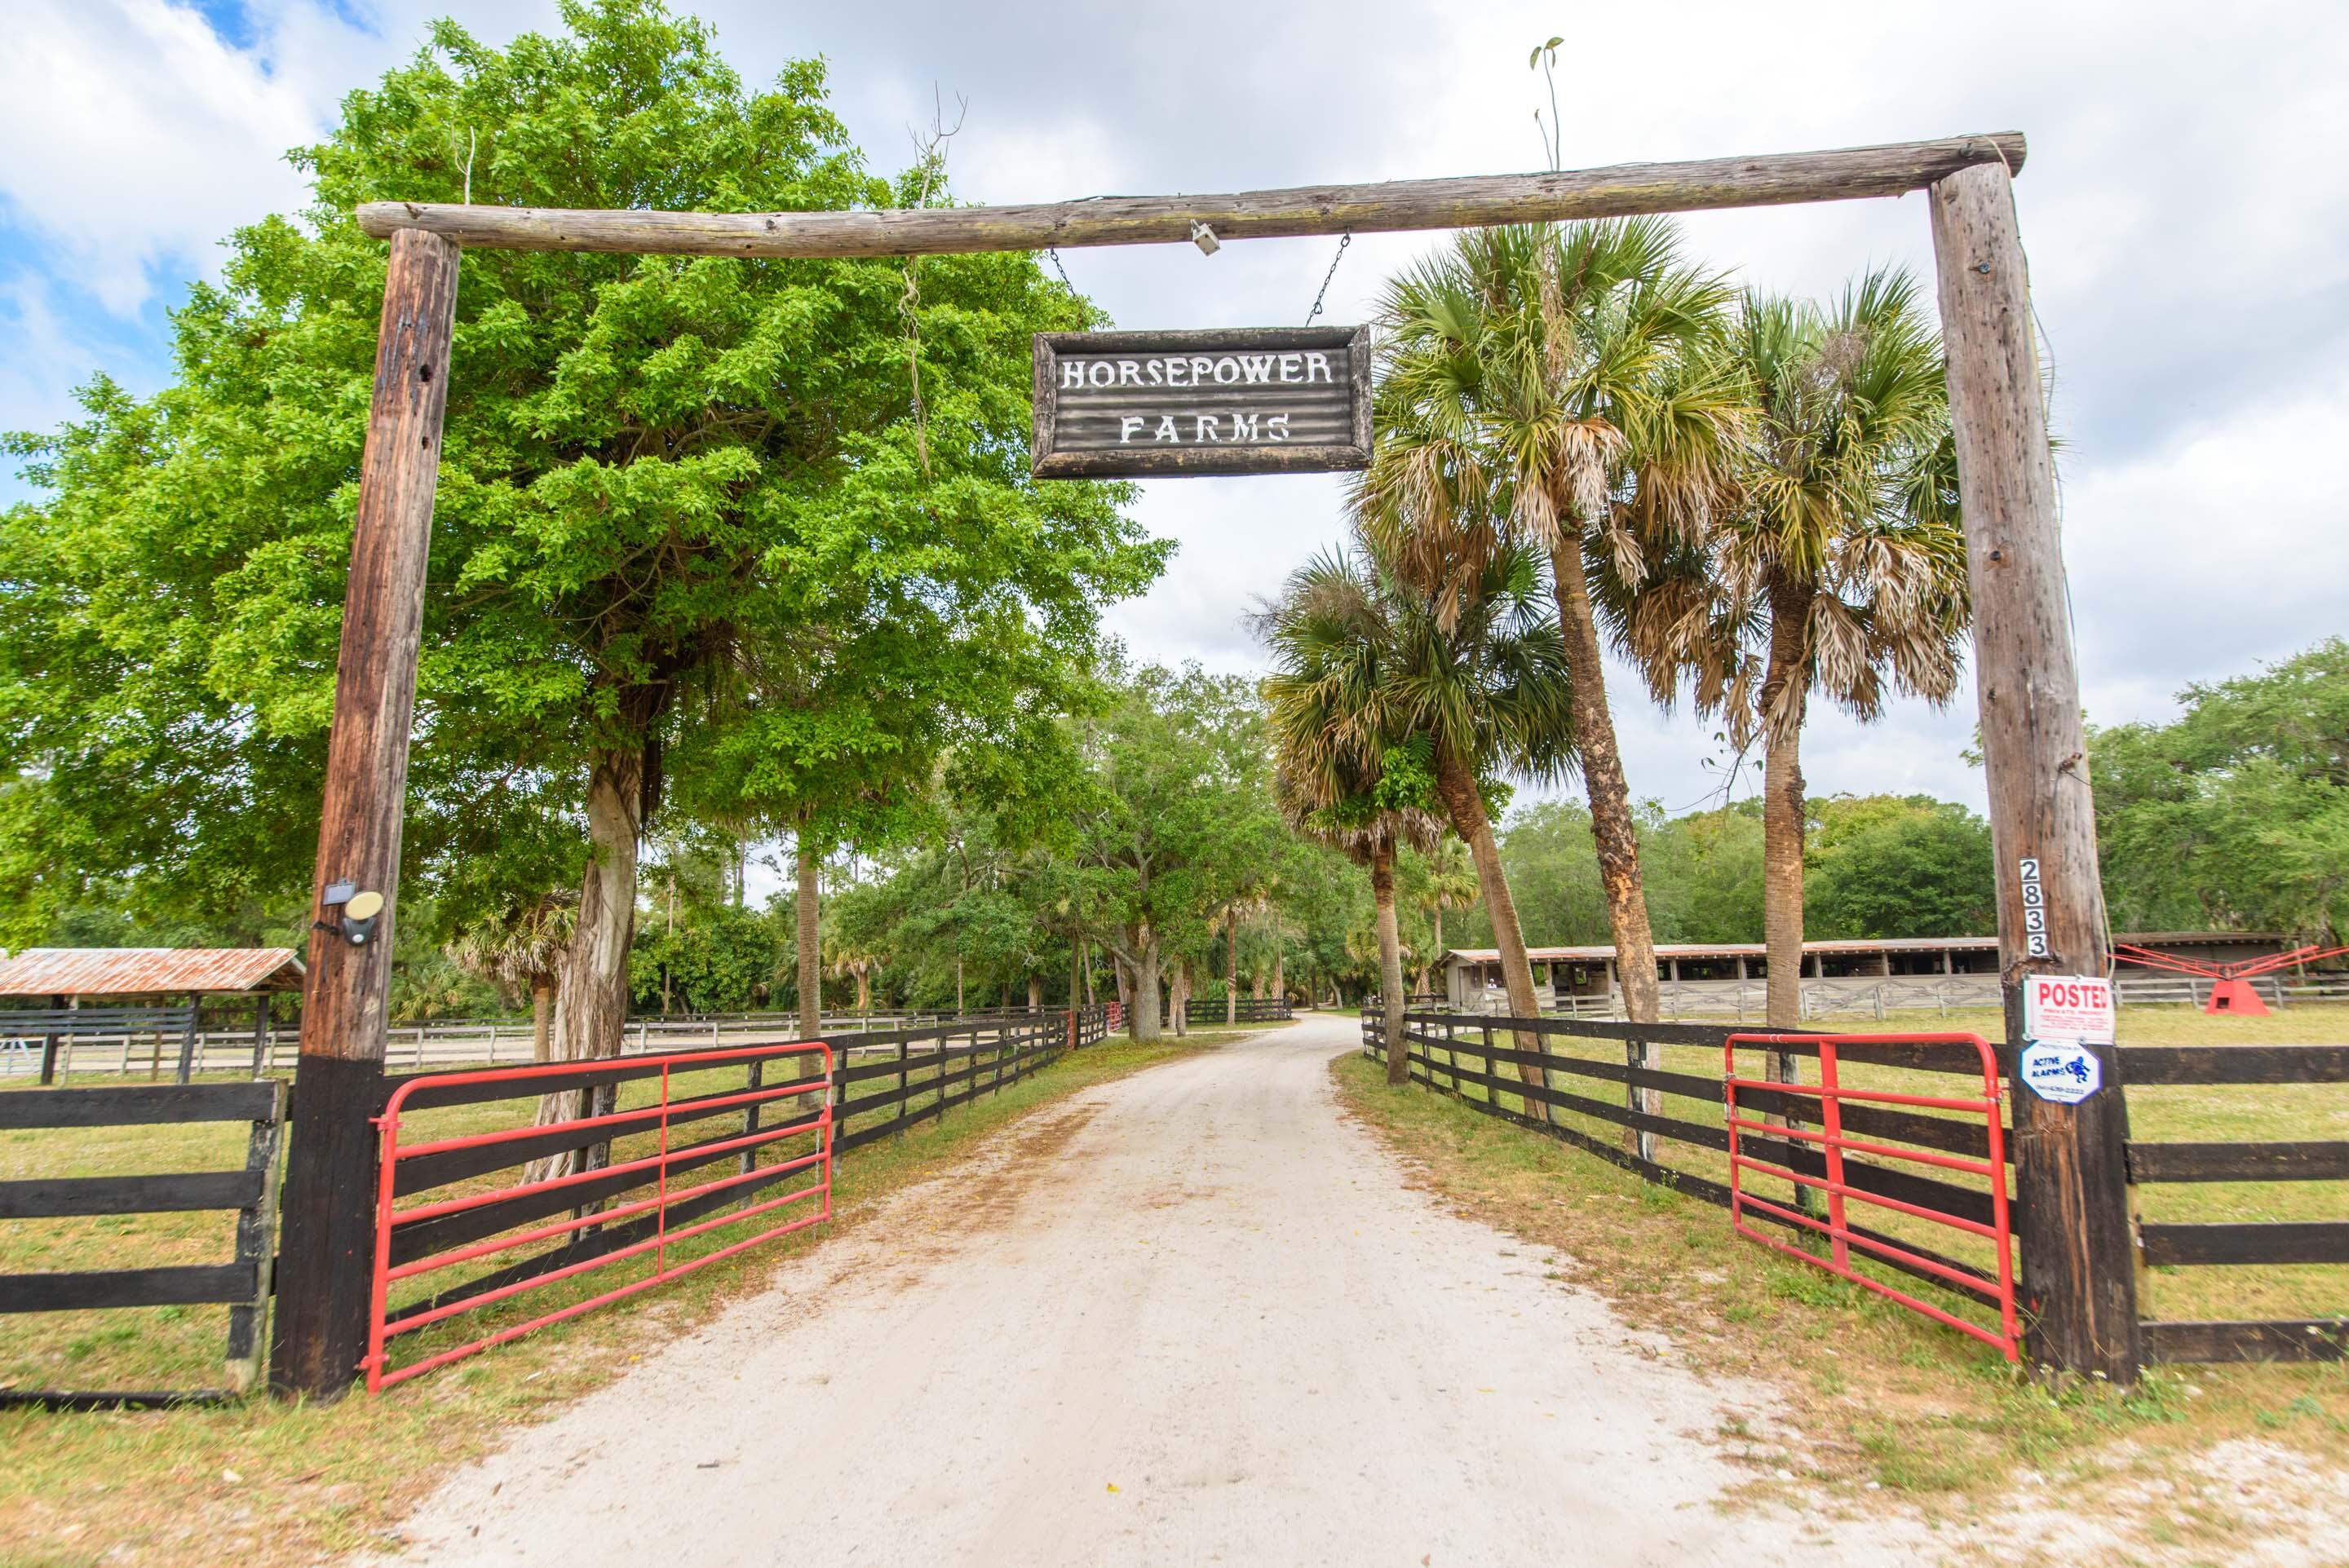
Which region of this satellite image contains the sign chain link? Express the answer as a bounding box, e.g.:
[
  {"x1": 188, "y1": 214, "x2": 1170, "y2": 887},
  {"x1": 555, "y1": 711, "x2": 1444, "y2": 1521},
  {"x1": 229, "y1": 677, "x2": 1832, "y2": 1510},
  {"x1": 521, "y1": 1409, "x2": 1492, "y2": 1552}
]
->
[
  {"x1": 1304, "y1": 230, "x2": 1351, "y2": 325},
  {"x1": 1046, "y1": 246, "x2": 1079, "y2": 294}
]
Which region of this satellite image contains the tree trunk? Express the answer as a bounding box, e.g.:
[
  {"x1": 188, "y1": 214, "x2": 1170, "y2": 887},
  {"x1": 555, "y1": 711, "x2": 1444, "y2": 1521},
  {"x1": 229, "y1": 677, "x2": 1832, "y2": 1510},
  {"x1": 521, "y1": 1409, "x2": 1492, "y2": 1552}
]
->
[
  {"x1": 796, "y1": 833, "x2": 821, "y2": 1040},
  {"x1": 1130, "y1": 940, "x2": 1161, "y2": 1040},
  {"x1": 529, "y1": 978, "x2": 553, "y2": 1063},
  {"x1": 1274, "y1": 944, "x2": 1284, "y2": 1004},
  {"x1": 854, "y1": 968, "x2": 870, "y2": 1014},
  {"x1": 1415, "y1": 908, "x2": 1435, "y2": 998},
  {"x1": 1028, "y1": 974, "x2": 1042, "y2": 1012},
  {"x1": 1758, "y1": 580, "x2": 1816, "y2": 1204},
  {"x1": 1171, "y1": 956, "x2": 1188, "y2": 1037},
  {"x1": 1226, "y1": 903, "x2": 1240, "y2": 1027},
  {"x1": 533, "y1": 745, "x2": 644, "y2": 1185},
  {"x1": 1549, "y1": 540, "x2": 1662, "y2": 1150},
  {"x1": 1372, "y1": 846, "x2": 1408, "y2": 1085},
  {"x1": 955, "y1": 955, "x2": 965, "y2": 1016},
  {"x1": 1431, "y1": 745, "x2": 1547, "y2": 1118}
]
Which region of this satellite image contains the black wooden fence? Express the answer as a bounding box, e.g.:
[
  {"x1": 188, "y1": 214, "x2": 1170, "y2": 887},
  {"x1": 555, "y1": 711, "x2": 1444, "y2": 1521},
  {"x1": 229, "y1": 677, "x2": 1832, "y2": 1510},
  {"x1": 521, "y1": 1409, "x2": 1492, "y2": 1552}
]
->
[
  {"x1": 0, "y1": 1080, "x2": 285, "y2": 1407},
  {"x1": 1, "y1": 1006, "x2": 200, "y2": 1084},
  {"x1": 1223, "y1": 997, "x2": 1295, "y2": 1023},
  {"x1": 1365, "y1": 1010, "x2": 2349, "y2": 1367},
  {"x1": 1360, "y1": 1009, "x2": 2018, "y2": 1314},
  {"x1": 2122, "y1": 1045, "x2": 2349, "y2": 1363},
  {"x1": 7, "y1": 1005, "x2": 1113, "y2": 1402}
]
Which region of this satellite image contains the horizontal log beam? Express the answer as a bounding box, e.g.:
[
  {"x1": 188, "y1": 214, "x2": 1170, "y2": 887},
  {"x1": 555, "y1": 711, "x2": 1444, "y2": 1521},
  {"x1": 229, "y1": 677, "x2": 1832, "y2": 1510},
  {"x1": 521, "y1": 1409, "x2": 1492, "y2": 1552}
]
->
[{"x1": 356, "y1": 133, "x2": 2026, "y2": 259}]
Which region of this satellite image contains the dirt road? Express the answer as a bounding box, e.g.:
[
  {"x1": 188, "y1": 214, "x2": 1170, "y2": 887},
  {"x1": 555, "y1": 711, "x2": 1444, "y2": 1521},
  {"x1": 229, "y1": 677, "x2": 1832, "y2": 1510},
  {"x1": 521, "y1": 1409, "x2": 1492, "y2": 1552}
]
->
[{"x1": 377, "y1": 1016, "x2": 1940, "y2": 1566}]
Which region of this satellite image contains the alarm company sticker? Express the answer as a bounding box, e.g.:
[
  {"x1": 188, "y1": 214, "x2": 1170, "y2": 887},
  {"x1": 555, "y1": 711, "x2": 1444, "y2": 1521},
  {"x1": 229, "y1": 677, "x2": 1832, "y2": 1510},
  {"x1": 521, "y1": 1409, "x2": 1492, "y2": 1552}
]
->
[{"x1": 2019, "y1": 1040, "x2": 2103, "y2": 1104}]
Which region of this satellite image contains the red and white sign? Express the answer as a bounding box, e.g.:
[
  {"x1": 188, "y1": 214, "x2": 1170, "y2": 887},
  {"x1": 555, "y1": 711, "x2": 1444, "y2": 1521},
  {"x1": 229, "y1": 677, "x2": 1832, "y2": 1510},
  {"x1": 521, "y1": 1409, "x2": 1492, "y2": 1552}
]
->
[{"x1": 2024, "y1": 974, "x2": 2117, "y2": 1043}]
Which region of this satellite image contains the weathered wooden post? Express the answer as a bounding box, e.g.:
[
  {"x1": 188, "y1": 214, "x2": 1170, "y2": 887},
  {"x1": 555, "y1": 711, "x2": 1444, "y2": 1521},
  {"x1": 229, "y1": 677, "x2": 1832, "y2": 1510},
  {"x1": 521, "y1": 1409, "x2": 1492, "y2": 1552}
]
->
[
  {"x1": 1929, "y1": 161, "x2": 2140, "y2": 1382},
  {"x1": 175, "y1": 996, "x2": 200, "y2": 1084},
  {"x1": 272, "y1": 227, "x2": 460, "y2": 1400},
  {"x1": 38, "y1": 993, "x2": 65, "y2": 1086}
]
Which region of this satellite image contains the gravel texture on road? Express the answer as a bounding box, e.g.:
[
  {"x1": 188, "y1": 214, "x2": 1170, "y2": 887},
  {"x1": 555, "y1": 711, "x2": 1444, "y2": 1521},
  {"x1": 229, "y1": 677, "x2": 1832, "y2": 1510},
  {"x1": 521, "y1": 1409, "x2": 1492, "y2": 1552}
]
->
[{"x1": 373, "y1": 1014, "x2": 1947, "y2": 1566}]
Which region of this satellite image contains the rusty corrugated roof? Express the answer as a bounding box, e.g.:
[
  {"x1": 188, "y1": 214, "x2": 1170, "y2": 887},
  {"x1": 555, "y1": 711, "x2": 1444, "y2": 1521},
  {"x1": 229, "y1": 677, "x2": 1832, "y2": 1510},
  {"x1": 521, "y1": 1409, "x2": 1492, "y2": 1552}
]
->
[{"x1": 0, "y1": 947, "x2": 305, "y2": 998}]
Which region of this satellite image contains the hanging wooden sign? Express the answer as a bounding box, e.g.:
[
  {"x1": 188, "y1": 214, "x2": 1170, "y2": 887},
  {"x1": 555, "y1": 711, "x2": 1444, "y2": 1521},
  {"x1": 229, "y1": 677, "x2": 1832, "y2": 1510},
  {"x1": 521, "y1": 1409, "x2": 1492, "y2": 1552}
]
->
[{"x1": 1031, "y1": 325, "x2": 1372, "y2": 479}]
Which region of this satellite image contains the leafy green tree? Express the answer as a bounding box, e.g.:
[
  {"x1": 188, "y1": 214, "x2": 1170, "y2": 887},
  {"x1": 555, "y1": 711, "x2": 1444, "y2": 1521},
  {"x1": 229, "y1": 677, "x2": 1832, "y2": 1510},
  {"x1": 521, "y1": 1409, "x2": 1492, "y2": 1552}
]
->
[
  {"x1": 2092, "y1": 638, "x2": 2349, "y2": 942},
  {"x1": 0, "y1": 1, "x2": 1160, "y2": 1070},
  {"x1": 1064, "y1": 664, "x2": 1285, "y2": 1041},
  {"x1": 1805, "y1": 796, "x2": 1994, "y2": 939},
  {"x1": 629, "y1": 901, "x2": 779, "y2": 1014}
]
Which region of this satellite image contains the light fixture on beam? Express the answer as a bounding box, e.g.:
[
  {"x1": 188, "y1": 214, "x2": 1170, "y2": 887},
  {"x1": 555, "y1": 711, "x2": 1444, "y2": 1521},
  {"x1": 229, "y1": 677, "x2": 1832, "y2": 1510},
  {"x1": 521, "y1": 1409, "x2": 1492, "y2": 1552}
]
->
[{"x1": 1189, "y1": 221, "x2": 1220, "y2": 256}]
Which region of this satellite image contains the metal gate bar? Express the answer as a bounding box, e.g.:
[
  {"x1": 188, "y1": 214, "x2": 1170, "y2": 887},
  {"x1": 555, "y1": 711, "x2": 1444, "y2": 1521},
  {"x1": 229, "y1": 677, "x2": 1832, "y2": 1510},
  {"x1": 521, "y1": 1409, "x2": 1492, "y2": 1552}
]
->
[
  {"x1": 1724, "y1": 1031, "x2": 2019, "y2": 1360},
  {"x1": 366, "y1": 1041, "x2": 832, "y2": 1392}
]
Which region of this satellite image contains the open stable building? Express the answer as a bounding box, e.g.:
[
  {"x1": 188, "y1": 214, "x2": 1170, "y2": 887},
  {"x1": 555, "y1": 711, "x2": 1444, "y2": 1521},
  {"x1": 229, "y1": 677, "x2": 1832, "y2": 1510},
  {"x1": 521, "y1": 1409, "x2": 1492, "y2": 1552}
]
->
[
  {"x1": 1437, "y1": 932, "x2": 2314, "y2": 1014},
  {"x1": 0, "y1": 947, "x2": 305, "y2": 1084}
]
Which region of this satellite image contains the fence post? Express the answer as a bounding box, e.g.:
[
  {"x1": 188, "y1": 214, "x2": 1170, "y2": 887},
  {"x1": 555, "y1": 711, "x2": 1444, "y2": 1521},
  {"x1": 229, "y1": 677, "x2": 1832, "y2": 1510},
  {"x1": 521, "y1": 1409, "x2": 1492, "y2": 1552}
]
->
[
  {"x1": 1931, "y1": 160, "x2": 2139, "y2": 1383},
  {"x1": 174, "y1": 999, "x2": 199, "y2": 1084},
  {"x1": 274, "y1": 227, "x2": 459, "y2": 1402},
  {"x1": 739, "y1": 1054, "x2": 763, "y2": 1197},
  {"x1": 250, "y1": 995, "x2": 270, "y2": 1079},
  {"x1": 40, "y1": 993, "x2": 65, "y2": 1086}
]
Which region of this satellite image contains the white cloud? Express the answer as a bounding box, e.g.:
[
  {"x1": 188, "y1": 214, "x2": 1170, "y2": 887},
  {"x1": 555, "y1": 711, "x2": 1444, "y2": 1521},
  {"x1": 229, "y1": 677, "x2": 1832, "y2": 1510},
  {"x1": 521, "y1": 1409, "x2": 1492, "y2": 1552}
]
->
[
  {"x1": 0, "y1": 0, "x2": 331, "y2": 311},
  {"x1": 4, "y1": 0, "x2": 2344, "y2": 815}
]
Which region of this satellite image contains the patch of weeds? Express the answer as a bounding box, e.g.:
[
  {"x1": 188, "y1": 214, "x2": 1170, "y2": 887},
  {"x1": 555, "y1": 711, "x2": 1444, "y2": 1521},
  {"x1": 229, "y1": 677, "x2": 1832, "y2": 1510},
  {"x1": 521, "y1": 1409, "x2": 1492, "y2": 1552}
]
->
[
  {"x1": 1767, "y1": 1265, "x2": 1860, "y2": 1310},
  {"x1": 1857, "y1": 1423, "x2": 1978, "y2": 1493}
]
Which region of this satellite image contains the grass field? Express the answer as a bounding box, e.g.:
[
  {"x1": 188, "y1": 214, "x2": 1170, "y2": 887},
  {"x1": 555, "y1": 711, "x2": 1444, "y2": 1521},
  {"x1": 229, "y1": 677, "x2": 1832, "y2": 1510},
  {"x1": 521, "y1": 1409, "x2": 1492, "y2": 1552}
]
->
[
  {"x1": 1333, "y1": 1001, "x2": 2349, "y2": 1549},
  {"x1": 0, "y1": 1028, "x2": 1248, "y2": 1568}
]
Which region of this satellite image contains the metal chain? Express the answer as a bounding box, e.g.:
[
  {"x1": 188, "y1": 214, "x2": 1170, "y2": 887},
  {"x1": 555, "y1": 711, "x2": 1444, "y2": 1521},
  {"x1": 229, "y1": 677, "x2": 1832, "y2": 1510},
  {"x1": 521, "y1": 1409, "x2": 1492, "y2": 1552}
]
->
[
  {"x1": 1304, "y1": 230, "x2": 1351, "y2": 325},
  {"x1": 1046, "y1": 245, "x2": 1077, "y2": 294}
]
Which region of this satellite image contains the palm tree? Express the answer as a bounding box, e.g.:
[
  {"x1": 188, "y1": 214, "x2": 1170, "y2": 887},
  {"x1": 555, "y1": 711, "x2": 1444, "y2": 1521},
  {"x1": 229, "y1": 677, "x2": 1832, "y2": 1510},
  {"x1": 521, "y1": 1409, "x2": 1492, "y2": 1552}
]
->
[
  {"x1": 446, "y1": 892, "x2": 580, "y2": 1185},
  {"x1": 1360, "y1": 219, "x2": 1745, "y2": 1030},
  {"x1": 445, "y1": 894, "x2": 576, "y2": 1063},
  {"x1": 1259, "y1": 548, "x2": 1441, "y2": 1083},
  {"x1": 1634, "y1": 271, "x2": 1965, "y2": 1041},
  {"x1": 1412, "y1": 838, "x2": 1480, "y2": 996},
  {"x1": 1256, "y1": 537, "x2": 1573, "y2": 1094},
  {"x1": 829, "y1": 941, "x2": 883, "y2": 1016}
]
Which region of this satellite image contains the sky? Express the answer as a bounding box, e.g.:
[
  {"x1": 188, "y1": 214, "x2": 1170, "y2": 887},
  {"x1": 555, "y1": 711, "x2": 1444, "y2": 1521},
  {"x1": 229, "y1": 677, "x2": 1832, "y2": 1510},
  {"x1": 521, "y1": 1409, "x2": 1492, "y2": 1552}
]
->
[{"x1": 5, "y1": 0, "x2": 2347, "y2": 900}]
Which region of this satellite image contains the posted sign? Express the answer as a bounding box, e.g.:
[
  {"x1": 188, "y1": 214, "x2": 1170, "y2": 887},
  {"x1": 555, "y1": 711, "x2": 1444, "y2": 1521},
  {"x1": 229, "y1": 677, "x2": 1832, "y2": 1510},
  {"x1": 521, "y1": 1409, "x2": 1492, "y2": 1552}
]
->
[
  {"x1": 2019, "y1": 974, "x2": 2114, "y2": 1105},
  {"x1": 1031, "y1": 326, "x2": 1372, "y2": 479},
  {"x1": 2022, "y1": 974, "x2": 2117, "y2": 1044}
]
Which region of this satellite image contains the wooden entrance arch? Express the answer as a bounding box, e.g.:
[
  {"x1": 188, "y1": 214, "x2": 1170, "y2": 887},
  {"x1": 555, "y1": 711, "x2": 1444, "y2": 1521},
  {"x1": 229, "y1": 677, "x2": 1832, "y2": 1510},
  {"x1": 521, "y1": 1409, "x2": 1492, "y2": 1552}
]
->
[{"x1": 276, "y1": 132, "x2": 2138, "y2": 1394}]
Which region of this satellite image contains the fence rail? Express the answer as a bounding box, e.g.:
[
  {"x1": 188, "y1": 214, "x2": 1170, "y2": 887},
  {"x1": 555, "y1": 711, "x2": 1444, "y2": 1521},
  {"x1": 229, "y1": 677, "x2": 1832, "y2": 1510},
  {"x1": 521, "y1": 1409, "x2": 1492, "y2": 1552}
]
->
[
  {"x1": 2, "y1": 1009, "x2": 1090, "y2": 1082},
  {"x1": 2121, "y1": 1043, "x2": 2349, "y2": 1363},
  {"x1": 0, "y1": 1080, "x2": 285, "y2": 1407},
  {"x1": 367, "y1": 1042, "x2": 836, "y2": 1392},
  {"x1": 1360, "y1": 1010, "x2": 2019, "y2": 1315},
  {"x1": 1366, "y1": 1010, "x2": 2349, "y2": 1367},
  {"x1": 358, "y1": 1006, "x2": 1099, "y2": 1389},
  {"x1": 1436, "y1": 974, "x2": 2349, "y2": 1023}
]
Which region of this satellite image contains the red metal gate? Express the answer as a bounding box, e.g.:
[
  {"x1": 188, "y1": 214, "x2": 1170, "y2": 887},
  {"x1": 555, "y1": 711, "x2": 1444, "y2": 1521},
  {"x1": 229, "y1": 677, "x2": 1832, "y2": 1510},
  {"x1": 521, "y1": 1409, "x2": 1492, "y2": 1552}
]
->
[
  {"x1": 1723, "y1": 1032, "x2": 2019, "y2": 1360},
  {"x1": 366, "y1": 1040, "x2": 833, "y2": 1392}
]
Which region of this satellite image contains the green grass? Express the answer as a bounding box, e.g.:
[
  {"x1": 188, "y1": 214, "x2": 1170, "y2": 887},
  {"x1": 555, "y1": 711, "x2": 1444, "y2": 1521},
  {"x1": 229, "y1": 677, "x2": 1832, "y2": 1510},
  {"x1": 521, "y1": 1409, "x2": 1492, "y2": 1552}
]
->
[
  {"x1": 1334, "y1": 1007, "x2": 2349, "y2": 1540},
  {"x1": 0, "y1": 1028, "x2": 1243, "y2": 1568},
  {"x1": 1390, "y1": 1002, "x2": 2348, "y2": 1328}
]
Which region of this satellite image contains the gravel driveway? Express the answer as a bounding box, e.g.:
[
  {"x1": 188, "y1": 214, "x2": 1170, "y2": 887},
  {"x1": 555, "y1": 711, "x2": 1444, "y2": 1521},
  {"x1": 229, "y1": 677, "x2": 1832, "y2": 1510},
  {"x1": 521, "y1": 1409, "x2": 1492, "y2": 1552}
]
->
[{"x1": 374, "y1": 1014, "x2": 1943, "y2": 1566}]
